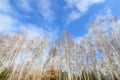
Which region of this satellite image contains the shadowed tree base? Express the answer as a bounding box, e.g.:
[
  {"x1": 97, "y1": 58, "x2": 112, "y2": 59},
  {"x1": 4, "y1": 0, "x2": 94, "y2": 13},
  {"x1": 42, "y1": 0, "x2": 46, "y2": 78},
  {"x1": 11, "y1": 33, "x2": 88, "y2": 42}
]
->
[{"x1": 1, "y1": 68, "x2": 119, "y2": 80}]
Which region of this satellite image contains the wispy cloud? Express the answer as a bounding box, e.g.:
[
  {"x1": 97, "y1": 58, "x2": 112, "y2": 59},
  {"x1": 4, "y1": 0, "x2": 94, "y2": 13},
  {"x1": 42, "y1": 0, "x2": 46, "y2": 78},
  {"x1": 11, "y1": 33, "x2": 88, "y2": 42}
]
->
[
  {"x1": 17, "y1": 0, "x2": 32, "y2": 12},
  {"x1": 15, "y1": 0, "x2": 54, "y2": 22},
  {"x1": 0, "y1": 0, "x2": 12, "y2": 13},
  {"x1": 19, "y1": 24, "x2": 57, "y2": 40},
  {"x1": 0, "y1": 12, "x2": 57, "y2": 39},
  {"x1": 0, "y1": 0, "x2": 18, "y2": 32},
  {"x1": 0, "y1": 0, "x2": 56, "y2": 39},
  {"x1": 37, "y1": 0, "x2": 54, "y2": 22},
  {"x1": 65, "y1": 0, "x2": 105, "y2": 23},
  {"x1": 0, "y1": 13, "x2": 18, "y2": 33},
  {"x1": 67, "y1": 11, "x2": 80, "y2": 23}
]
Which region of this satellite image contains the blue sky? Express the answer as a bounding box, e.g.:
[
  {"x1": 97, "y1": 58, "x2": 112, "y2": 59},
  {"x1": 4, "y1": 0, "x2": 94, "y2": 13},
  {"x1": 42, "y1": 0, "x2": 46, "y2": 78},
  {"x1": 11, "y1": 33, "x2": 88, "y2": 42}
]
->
[{"x1": 0, "y1": 0, "x2": 120, "y2": 41}]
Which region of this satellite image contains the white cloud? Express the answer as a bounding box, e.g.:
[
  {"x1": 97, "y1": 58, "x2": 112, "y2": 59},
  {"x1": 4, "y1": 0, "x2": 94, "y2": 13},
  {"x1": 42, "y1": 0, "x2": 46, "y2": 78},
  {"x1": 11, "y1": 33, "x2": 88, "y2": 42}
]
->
[
  {"x1": 0, "y1": 0, "x2": 55, "y2": 37},
  {"x1": 15, "y1": 0, "x2": 54, "y2": 22},
  {"x1": 17, "y1": 0, "x2": 32, "y2": 12},
  {"x1": 37, "y1": 0, "x2": 54, "y2": 22},
  {"x1": 76, "y1": 0, "x2": 105, "y2": 12},
  {"x1": 19, "y1": 24, "x2": 47, "y2": 38},
  {"x1": 65, "y1": 0, "x2": 105, "y2": 23},
  {"x1": 0, "y1": 13, "x2": 18, "y2": 32},
  {"x1": 0, "y1": 1, "x2": 21, "y2": 33},
  {"x1": 0, "y1": 13, "x2": 56, "y2": 40},
  {"x1": 67, "y1": 11, "x2": 80, "y2": 22},
  {"x1": 0, "y1": 0, "x2": 12, "y2": 13},
  {"x1": 18, "y1": 24, "x2": 58, "y2": 41}
]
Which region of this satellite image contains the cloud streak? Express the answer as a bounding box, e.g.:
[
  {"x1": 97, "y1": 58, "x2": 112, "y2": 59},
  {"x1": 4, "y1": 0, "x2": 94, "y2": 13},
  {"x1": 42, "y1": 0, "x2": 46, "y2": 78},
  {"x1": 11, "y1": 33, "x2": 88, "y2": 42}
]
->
[
  {"x1": 15, "y1": 0, "x2": 54, "y2": 22},
  {"x1": 0, "y1": 0, "x2": 56, "y2": 39},
  {"x1": 17, "y1": 0, "x2": 32, "y2": 12},
  {"x1": 37, "y1": 0, "x2": 54, "y2": 22},
  {"x1": 0, "y1": 13, "x2": 19, "y2": 33},
  {"x1": 0, "y1": 0, "x2": 12, "y2": 13},
  {"x1": 65, "y1": 0, "x2": 105, "y2": 23}
]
